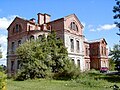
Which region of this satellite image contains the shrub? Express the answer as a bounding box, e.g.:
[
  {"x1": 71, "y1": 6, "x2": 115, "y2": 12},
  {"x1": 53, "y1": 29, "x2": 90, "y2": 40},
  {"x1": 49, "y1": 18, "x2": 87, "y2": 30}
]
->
[
  {"x1": 53, "y1": 59, "x2": 80, "y2": 80},
  {"x1": 0, "y1": 72, "x2": 6, "y2": 90}
]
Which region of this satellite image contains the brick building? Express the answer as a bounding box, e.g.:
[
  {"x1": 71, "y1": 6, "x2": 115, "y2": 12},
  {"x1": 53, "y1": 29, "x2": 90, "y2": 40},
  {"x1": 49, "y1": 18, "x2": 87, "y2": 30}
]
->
[{"x1": 7, "y1": 13, "x2": 109, "y2": 77}]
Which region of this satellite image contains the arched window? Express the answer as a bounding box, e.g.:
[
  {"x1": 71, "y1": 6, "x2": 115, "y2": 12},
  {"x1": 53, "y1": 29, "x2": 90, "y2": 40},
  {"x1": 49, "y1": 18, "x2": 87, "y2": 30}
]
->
[
  {"x1": 77, "y1": 60, "x2": 80, "y2": 68},
  {"x1": 13, "y1": 24, "x2": 22, "y2": 33},
  {"x1": 70, "y1": 22, "x2": 78, "y2": 31},
  {"x1": 104, "y1": 47, "x2": 106, "y2": 55},
  {"x1": 38, "y1": 35, "x2": 43, "y2": 41},
  {"x1": 11, "y1": 61, "x2": 14, "y2": 71},
  {"x1": 30, "y1": 35, "x2": 34, "y2": 40},
  {"x1": 16, "y1": 24, "x2": 19, "y2": 32},
  {"x1": 11, "y1": 42, "x2": 15, "y2": 52},
  {"x1": 18, "y1": 40, "x2": 21, "y2": 46},
  {"x1": 12, "y1": 27, "x2": 15, "y2": 33},
  {"x1": 17, "y1": 60, "x2": 20, "y2": 69},
  {"x1": 70, "y1": 39, "x2": 74, "y2": 52},
  {"x1": 71, "y1": 59, "x2": 75, "y2": 65}
]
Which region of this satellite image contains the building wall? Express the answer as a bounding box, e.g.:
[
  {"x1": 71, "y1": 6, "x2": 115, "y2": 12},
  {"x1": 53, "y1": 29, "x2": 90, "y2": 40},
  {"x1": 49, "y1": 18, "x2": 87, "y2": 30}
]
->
[
  {"x1": 84, "y1": 42, "x2": 90, "y2": 70},
  {"x1": 89, "y1": 39, "x2": 108, "y2": 69},
  {"x1": 63, "y1": 15, "x2": 85, "y2": 71},
  {"x1": 64, "y1": 32, "x2": 84, "y2": 70},
  {"x1": 7, "y1": 16, "x2": 51, "y2": 77},
  {"x1": 49, "y1": 18, "x2": 64, "y2": 40}
]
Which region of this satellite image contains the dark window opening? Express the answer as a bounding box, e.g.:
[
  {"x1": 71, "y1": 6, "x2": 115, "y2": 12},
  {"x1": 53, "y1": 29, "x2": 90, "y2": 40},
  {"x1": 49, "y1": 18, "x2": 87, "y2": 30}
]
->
[
  {"x1": 70, "y1": 22, "x2": 78, "y2": 31},
  {"x1": 70, "y1": 39, "x2": 74, "y2": 52},
  {"x1": 72, "y1": 59, "x2": 75, "y2": 65},
  {"x1": 16, "y1": 24, "x2": 19, "y2": 32},
  {"x1": 38, "y1": 35, "x2": 42, "y2": 41},
  {"x1": 18, "y1": 40, "x2": 21, "y2": 47},
  {"x1": 76, "y1": 40, "x2": 80, "y2": 52},
  {"x1": 77, "y1": 60, "x2": 80, "y2": 68},
  {"x1": 30, "y1": 35, "x2": 34, "y2": 40},
  {"x1": 11, "y1": 42, "x2": 15, "y2": 52},
  {"x1": 11, "y1": 61, "x2": 14, "y2": 71},
  {"x1": 17, "y1": 60, "x2": 20, "y2": 69}
]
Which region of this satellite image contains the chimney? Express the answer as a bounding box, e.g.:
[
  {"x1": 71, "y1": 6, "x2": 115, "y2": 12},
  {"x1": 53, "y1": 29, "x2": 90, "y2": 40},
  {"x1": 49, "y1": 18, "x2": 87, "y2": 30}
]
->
[
  {"x1": 30, "y1": 18, "x2": 36, "y2": 23},
  {"x1": 37, "y1": 13, "x2": 44, "y2": 25},
  {"x1": 44, "y1": 13, "x2": 51, "y2": 23}
]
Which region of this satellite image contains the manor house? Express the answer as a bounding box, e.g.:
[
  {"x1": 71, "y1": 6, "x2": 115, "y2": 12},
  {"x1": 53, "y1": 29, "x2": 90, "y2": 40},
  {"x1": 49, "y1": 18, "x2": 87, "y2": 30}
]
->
[{"x1": 7, "y1": 13, "x2": 109, "y2": 77}]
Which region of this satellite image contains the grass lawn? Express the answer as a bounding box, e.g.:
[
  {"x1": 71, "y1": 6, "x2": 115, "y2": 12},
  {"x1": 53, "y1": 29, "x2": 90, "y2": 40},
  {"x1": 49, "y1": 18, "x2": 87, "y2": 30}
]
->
[
  {"x1": 7, "y1": 71, "x2": 120, "y2": 90},
  {"x1": 7, "y1": 79, "x2": 109, "y2": 90}
]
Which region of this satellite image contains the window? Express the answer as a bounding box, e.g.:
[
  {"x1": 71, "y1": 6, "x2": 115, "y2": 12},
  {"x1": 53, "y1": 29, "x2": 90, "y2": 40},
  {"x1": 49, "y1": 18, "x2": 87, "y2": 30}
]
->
[
  {"x1": 38, "y1": 35, "x2": 42, "y2": 41},
  {"x1": 13, "y1": 24, "x2": 22, "y2": 33},
  {"x1": 104, "y1": 47, "x2": 106, "y2": 55},
  {"x1": 16, "y1": 24, "x2": 19, "y2": 32},
  {"x1": 18, "y1": 40, "x2": 21, "y2": 47},
  {"x1": 71, "y1": 59, "x2": 75, "y2": 65},
  {"x1": 29, "y1": 25, "x2": 33, "y2": 31},
  {"x1": 85, "y1": 48, "x2": 88, "y2": 56},
  {"x1": 76, "y1": 40, "x2": 79, "y2": 52},
  {"x1": 70, "y1": 22, "x2": 78, "y2": 31},
  {"x1": 11, "y1": 61, "x2": 14, "y2": 71},
  {"x1": 77, "y1": 60, "x2": 80, "y2": 68},
  {"x1": 70, "y1": 39, "x2": 74, "y2": 52},
  {"x1": 101, "y1": 46, "x2": 103, "y2": 55},
  {"x1": 30, "y1": 35, "x2": 34, "y2": 40},
  {"x1": 12, "y1": 27, "x2": 15, "y2": 33},
  {"x1": 11, "y1": 42, "x2": 15, "y2": 52},
  {"x1": 17, "y1": 60, "x2": 20, "y2": 69}
]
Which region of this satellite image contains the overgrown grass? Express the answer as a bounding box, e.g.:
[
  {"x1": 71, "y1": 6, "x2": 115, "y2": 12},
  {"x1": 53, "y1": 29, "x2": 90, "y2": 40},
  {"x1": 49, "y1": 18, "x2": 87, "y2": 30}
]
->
[{"x1": 7, "y1": 70, "x2": 120, "y2": 90}]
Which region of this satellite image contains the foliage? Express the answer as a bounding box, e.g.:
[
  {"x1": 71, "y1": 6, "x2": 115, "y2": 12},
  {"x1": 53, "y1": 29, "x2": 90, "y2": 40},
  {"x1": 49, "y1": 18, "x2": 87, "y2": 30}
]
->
[
  {"x1": 109, "y1": 58, "x2": 115, "y2": 71},
  {"x1": 7, "y1": 70, "x2": 120, "y2": 90},
  {"x1": 0, "y1": 66, "x2": 3, "y2": 72},
  {"x1": 53, "y1": 58, "x2": 80, "y2": 80},
  {"x1": 0, "y1": 72, "x2": 6, "y2": 90},
  {"x1": 16, "y1": 31, "x2": 78, "y2": 80},
  {"x1": 109, "y1": 44, "x2": 120, "y2": 62},
  {"x1": 16, "y1": 39, "x2": 51, "y2": 80},
  {"x1": 113, "y1": 0, "x2": 120, "y2": 35}
]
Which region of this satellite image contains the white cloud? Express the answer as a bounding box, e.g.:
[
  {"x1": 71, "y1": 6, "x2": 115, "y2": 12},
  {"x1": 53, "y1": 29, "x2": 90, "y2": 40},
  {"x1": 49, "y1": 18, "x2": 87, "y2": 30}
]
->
[
  {"x1": 0, "y1": 15, "x2": 17, "y2": 30},
  {"x1": 97, "y1": 24, "x2": 116, "y2": 31},
  {"x1": 89, "y1": 24, "x2": 116, "y2": 32},
  {"x1": 0, "y1": 34, "x2": 7, "y2": 65},
  {"x1": 88, "y1": 25, "x2": 93, "y2": 28},
  {"x1": 0, "y1": 15, "x2": 18, "y2": 65},
  {"x1": 89, "y1": 29, "x2": 95, "y2": 32}
]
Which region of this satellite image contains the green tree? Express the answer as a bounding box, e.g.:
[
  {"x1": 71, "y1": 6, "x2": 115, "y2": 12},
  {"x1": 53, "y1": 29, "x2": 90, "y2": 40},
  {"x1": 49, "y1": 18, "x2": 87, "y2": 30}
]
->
[
  {"x1": 109, "y1": 58, "x2": 115, "y2": 70},
  {"x1": 16, "y1": 39, "x2": 51, "y2": 80},
  {"x1": 16, "y1": 31, "x2": 80, "y2": 80},
  {"x1": 0, "y1": 45, "x2": 2, "y2": 59},
  {"x1": 47, "y1": 31, "x2": 68, "y2": 73},
  {"x1": 47, "y1": 31, "x2": 80, "y2": 80},
  {"x1": 109, "y1": 44, "x2": 120, "y2": 62},
  {"x1": 113, "y1": 0, "x2": 120, "y2": 36}
]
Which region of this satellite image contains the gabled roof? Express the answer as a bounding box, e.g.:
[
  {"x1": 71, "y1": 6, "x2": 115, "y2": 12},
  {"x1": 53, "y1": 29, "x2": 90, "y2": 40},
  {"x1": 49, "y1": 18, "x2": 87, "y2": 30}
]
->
[
  {"x1": 49, "y1": 14, "x2": 84, "y2": 29},
  {"x1": 64, "y1": 14, "x2": 84, "y2": 29},
  {"x1": 7, "y1": 16, "x2": 36, "y2": 30},
  {"x1": 87, "y1": 38, "x2": 107, "y2": 45},
  {"x1": 7, "y1": 17, "x2": 25, "y2": 30}
]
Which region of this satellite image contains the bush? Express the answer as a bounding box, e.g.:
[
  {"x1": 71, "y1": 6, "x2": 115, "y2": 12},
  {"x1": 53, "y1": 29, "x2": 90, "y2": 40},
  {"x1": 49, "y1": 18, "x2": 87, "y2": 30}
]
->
[
  {"x1": 0, "y1": 72, "x2": 6, "y2": 90},
  {"x1": 53, "y1": 59, "x2": 80, "y2": 80}
]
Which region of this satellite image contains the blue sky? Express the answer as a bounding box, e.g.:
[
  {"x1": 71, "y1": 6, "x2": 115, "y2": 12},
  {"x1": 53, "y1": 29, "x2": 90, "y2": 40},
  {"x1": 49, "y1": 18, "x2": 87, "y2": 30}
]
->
[{"x1": 0, "y1": 0, "x2": 119, "y2": 65}]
